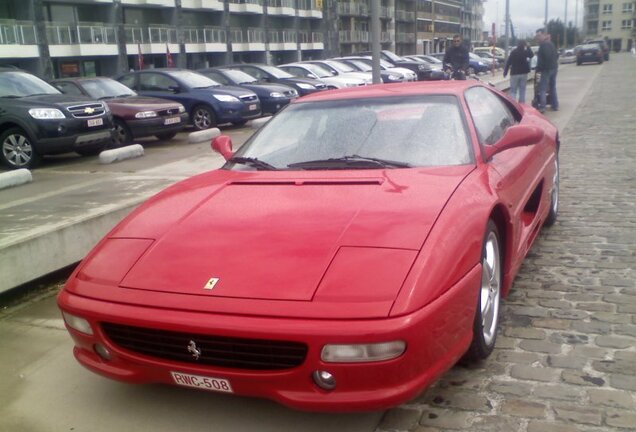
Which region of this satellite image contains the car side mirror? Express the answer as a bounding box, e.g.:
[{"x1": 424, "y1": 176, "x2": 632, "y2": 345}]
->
[
  {"x1": 308, "y1": 73, "x2": 318, "y2": 79},
  {"x1": 484, "y1": 124, "x2": 544, "y2": 160},
  {"x1": 168, "y1": 85, "x2": 180, "y2": 93},
  {"x1": 212, "y1": 135, "x2": 234, "y2": 161}
]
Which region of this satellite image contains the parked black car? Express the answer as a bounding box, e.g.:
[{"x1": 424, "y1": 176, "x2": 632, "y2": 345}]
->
[
  {"x1": 225, "y1": 64, "x2": 327, "y2": 96},
  {"x1": 0, "y1": 69, "x2": 114, "y2": 169},
  {"x1": 354, "y1": 50, "x2": 433, "y2": 80},
  {"x1": 197, "y1": 68, "x2": 298, "y2": 115},
  {"x1": 576, "y1": 44, "x2": 604, "y2": 65},
  {"x1": 51, "y1": 77, "x2": 188, "y2": 146},
  {"x1": 584, "y1": 39, "x2": 610, "y2": 61},
  {"x1": 116, "y1": 69, "x2": 260, "y2": 130}
]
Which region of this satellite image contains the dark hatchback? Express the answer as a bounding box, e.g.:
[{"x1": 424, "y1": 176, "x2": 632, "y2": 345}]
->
[
  {"x1": 0, "y1": 69, "x2": 113, "y2": 169},
  {"x1": 225, "y1": 64, "x2": 327, "y2": 96},
  {"x1": 576, "y1": 44, "x2": 604, "y2": 65},
  {"x1": 198, "y1": 68, "x2": 298, "y2": 115},
  {"x1": 116, "y1": 69, "x2": 261, "y2": 130},
  {"x1": 51, "y1": 77, "x2": 188, "y2": 146}
]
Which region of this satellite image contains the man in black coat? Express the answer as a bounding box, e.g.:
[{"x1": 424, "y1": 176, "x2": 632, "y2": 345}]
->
[
  {"x1": 443, "y1": 35, "x2": 469, "y2": 80},
  {"x1": 535, "y1": 29, "x2": 559, "y2": 112},
  {"x1": 503, "y1": 40, "x2": 534, "y2": 103}
]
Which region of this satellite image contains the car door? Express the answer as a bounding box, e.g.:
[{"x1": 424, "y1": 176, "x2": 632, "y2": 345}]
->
[
  {"x1": 137, "y1": 72, "x2": 193, "y2": 111},
  {"x1": 465, "y1": 86, "x2": 550, "y2": 264},
  {"x1": 52, "y1": 82, "x2": 86, "y2": 97}
]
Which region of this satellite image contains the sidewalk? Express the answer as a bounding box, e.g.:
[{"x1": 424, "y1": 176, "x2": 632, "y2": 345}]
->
[{"x1": 0, "y1": 70, "x2": 515, "y2": 295}]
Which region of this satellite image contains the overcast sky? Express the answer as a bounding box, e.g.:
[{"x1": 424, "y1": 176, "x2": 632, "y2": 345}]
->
[{"x1": 483, "y1": 0, "x2": 583, "y2": 38}]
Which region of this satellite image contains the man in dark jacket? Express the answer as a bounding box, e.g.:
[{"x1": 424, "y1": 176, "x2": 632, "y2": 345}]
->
[
  {"x1": 535, "y1": 29, "x2": 559, "y2": 112},
  {"x1": 503, "y1": 40, "x2": 534, "y2": 103},
  {"x1": 443, "y1": 35, "x2": 469, "y2": 80}
]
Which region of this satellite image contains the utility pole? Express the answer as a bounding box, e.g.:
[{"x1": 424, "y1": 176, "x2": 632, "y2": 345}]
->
[
  {"x1": 574, "y1": 0, "x2": 579, "y2": 44},
  {"x1": 432, "y1": 0, "x2": 436, "y2": 52},
  {"x1": 564, "y1": 0, "x2": 568, "y2": 48},
  {"x1": 544, "y1": 0, "x2": 549, "y2": 27},
  {"x1": 504, "y1": 0, "x2": 510, "y2": 57},
  {"x1": 370, "y1": 0, "x2": 381, "y2": 84}
]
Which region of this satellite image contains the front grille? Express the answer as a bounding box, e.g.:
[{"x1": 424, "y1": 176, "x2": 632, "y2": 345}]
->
[
  {"x1": 101, "y1": 322, "x2": 308, "y2": 370},
  {"x1": 157, "y1": 107, "x2": 181, "y2": 116},
  {"x1": 67, "y1": 103, "x2": 105, "y2": 118},
  {"x1": 239, "y1": 94, "x2": 259, "y2": 103}
]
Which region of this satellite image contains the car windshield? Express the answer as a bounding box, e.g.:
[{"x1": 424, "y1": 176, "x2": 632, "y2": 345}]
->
[
  {"x1": 423, "y1": 56, "x2": 442, "y2": 64},
  {"x1": 300, "y1": 63, "x2": 332, "y2": 78},
  {"x1": 259, "y1": 65, "x2": 295, "y2": 79},
  {"x1": 81, "y1": 78, "x2": 136, "y2": 99},
  {"x1": 222, "y1": 69, "x2": 257, "y2": 84},
  {"x1": 325, "y1": 60, "x2": 356, "y2": 73},
  {"x1": 168, "y1": 70, "x2": 221, "y2": 88},
  {"x1": 581, "y1": 44, "x2": 598, "y2": 50},
  {"x1": 230, "y1": 95, "x2": 472, "y2": 170},
  {"x1": 346, "y1": 60, "x2": 372, "y2": 72},
  {"x1": 0, "y1": 71, "x2": 60, "y2": 98},
  {"x1": 382, "y1": 51, "x2": 403, "y2": 63}
]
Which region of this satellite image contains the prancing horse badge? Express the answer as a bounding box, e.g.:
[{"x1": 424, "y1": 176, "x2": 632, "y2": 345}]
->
[{"x1": 204, "y1": 277, "x2": 220, "y2": 290}]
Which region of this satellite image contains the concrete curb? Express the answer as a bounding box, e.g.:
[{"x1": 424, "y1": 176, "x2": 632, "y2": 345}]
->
[
  {"x1": 99, "y1": 144, "x2": 144, "y2": 164},
  {"x1": 250, "y1": 116, "x2": 272, "y2": 130},
  {"x1": 0, "y1": 169, "x2": 32, "y2": 190},
  {"x1": 188, "y1": 128, "x2": 221, "y2": 144}
]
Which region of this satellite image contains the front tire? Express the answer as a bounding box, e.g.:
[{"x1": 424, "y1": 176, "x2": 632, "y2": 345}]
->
[
  {"x1": 463, "y1": 220, "x2": 502, "y2": 362},
  {"x1": 0, "y1": 127, "x2": 41, "y2": 169},
  {"x1": 112, "y1": 119, "x2": 132, "y2": 147},
  {"x1": 191, "y1": 105, "x2": 216, "y2": 131}
]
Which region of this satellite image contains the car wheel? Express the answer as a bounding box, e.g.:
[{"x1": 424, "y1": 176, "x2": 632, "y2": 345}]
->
[
  {"x1": 463, "y1": 220, "x2": 502, "y2": 362},
  {"x1": 544, "y1": 157, "x2": 559, "y2": 227},
  {"x1": 112, "y1": 119, "x2": 132, "y2": 147},
  {"x1": 0, "y1": 127, "x2": 41, "y2": 169},
  {"x1": 75, "y1": 144, "x2": 106, "y2": 157},
  {"x1": 192, "y1": 105, "x2": 216, "y2": 130},
  {"x1": 155, "y1": 131, "x2": 178, "y2": 141}
]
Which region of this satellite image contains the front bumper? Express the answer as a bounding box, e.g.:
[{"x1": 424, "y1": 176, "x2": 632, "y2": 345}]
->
[
  {"x1": 31, "y1": 116, "x2": 114, "y2": 155},
  {"x1": 261, "y1": 97, "x2": 294, "y2": 115},
  {"x1": 58, "y1": 265, "x2": 480, "y2": 412},
  {"x1": 127, "y1": 113, "x2": 189, "y2": 138},
  {"x1": 217, "y1": 101, "x2": 262, "y2": 124}
]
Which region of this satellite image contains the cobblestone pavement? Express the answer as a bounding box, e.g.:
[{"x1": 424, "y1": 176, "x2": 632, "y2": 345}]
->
[{"x1": 377, "y1": 54, "x2": 636, "y2": 432}]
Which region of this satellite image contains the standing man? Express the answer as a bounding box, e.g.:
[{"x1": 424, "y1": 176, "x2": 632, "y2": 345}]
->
[
  {"x1": 535, "y1": 29, "x2": 559, "y2": 113},
  {"x1": 443, "y1": 35, "x2": 469, "y2": 80},
  {"x1": 503, "y1": 40, "x2": 534, "y2": 103}
]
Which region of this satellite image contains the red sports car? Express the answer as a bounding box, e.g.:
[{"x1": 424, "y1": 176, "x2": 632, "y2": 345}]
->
[{"x1": 58, "y1": 81, "x2": 559, "y2": 411}]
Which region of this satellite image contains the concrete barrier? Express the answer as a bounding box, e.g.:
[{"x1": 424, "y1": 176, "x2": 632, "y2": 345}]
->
[
  {"x1": 0, "y1": 168, "x2": 32, "y2": 190},
  {"x1": 188, "y1": 128, "x2": 220, "y2": 144},
  {"x1": 99, "y1": 144, "x2": 144, "y2": 164}
]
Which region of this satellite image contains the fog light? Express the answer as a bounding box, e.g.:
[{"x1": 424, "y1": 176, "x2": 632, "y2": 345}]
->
[
  {"x1": 57, "y1": 125, "x2": 66, "y2": 135},
  {"x1": 94, "y1": 343, "x2": 112, "y2": 361},
  {"x1": 321, "y1": 341, "x2": 406, "y2": 363},
  {"x1": 313, "y1": 370, "x2": 336, "y2": 391},
  {"x1": 61, "y1": 311, "x2": 93, "y2": 335}
]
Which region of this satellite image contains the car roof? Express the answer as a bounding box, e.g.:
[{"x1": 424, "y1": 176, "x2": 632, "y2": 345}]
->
[{"x1": 295, "y1": 80, "x2": 481, "y2": 104}]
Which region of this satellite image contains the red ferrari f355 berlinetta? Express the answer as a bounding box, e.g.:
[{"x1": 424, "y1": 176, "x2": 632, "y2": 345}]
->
[{"x1": 58, "y1": 80, "x2": 559, "y2": 411}]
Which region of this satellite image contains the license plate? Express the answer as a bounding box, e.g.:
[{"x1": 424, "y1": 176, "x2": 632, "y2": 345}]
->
[
  {"x1": 164, "y1": 117, "x2": 181, "y2": 125},
  {"x1": 87, "y1": 118, "x2": 103, "y2": 127},
  {"x1": 170, "y1": 372, "x2": 233, "y2": 393},
  {"x1": 249, "y1": 104, "x2": 257, "y2": 111}
]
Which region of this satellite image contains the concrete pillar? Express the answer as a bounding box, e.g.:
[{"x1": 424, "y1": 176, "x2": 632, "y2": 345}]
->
[
  {"x1": 31, "y1": 0, "x2": 53, "y2": 79},
  {"x1": 223, "y1": 1, "x2": 233, "y2": 64},
  {"x1": 323, "y1": 0, "x2": 340, "y2": 58},
  {"x1": 113, "y1": 0, "x2": 128, "y2": 74},
  {"x1": 173, "y1": 0, "x2": 187, "y2": 68}
]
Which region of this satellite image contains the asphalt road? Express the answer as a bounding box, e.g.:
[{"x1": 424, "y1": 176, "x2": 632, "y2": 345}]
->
[{"x1": 1, "y1": 58, "x2": 633, "y2": 432}]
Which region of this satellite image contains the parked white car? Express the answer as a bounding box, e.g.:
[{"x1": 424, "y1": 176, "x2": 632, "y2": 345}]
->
[
  {"x1": 278, "y1": 63, "x2": 366, "y2": 89},
  {"x1": 303, "y1": 60, "x2": 373, "y2": 85}
]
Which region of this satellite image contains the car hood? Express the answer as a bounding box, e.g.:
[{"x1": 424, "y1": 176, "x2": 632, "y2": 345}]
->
[
  {"x1": 240, "y1": 83, "x2": 297, "y2": 97},
  {"x1": 105, "y1": 95, "x2": 182, "y2": 110},
  {"x1": 194, "y1": 85, "x2": 256, "y2": 98},
  {"x1": 18, "y1": 93, "x2": 97, "y2": 108}
]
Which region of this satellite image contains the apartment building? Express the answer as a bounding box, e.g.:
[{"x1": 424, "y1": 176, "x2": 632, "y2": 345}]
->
[
  {"x1": 0, "y1": 0, "x2": 484, "y2": 78},
  {"x1": 584, "y1": 0, "x2": 635, "y2": 51}
]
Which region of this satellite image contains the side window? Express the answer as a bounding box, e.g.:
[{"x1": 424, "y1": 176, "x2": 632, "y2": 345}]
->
[
  {"x1": 285, "y1": 67, "x2": 305, "y2": 78},
  {"x1": 54, "y1": 82, "x2": 84, "y2": 96},
  {"x1": 240, "y1": 67, "x2": 263, "y2": 80},
  {"x1": 118, "y1": 74, "x2": 136, "y2": 90},
  {"x1": 207, "y1": 72, "x2": 229, "y2": 85},
  {"x1": 139, "y1": 73, "x2": 177, "y2": 92},
  {"x1": 465, "y1": 87, "x2": 517, "y2": 145}
]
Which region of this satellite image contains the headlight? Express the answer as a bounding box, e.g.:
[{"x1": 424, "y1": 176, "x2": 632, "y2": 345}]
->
[
  {"x1": 388, "y1": 74, "x2": 400, "y2": 81},
  {"x1": 296, "y1": 83, "x2": 316, "y2": 90},
  {"x1": 134, "y1": 111, "x2": 158, "y2": 119},
  {"x1": 213, "y1": 94, "x2": 240, "y2": 103},
  {"x1": 62, "y1": 311, "x2": 93, "y2": 335},
  {"x1": 321, "y1": 341, "x2": 406, "y2": 363},
  {"x1": 478, "y1": 62, "x2": 485, "y2": 66},
  {"x1": 178, "y1": 105, "x2": 186, "y2": 113},
  {"x1": 417, "y1": 64, "x2": 427, "y2": 71},
  {"x1": 28, "y1": 108, "x2": 65, "y2": 119},
  {"x1": 344, "y1": 82, "x2": 358, "y2": 87},
  {"x1": 269, "y1": 91, "x2": 284, "y2": 98},
  {"x1": 101, "y1": 102, "x2": 110, "y2": 113}
]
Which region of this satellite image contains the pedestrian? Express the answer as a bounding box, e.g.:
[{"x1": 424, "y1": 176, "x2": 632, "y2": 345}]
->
[
  {"x1": 443, "y1": 35, "x2": 469, "y2": 80},
  {"x1": 503, "y1": 40, "x2": 534, "y2": 103},
  {"x1": 535, "y1": 28, "x2": 559, "y2": 113}
]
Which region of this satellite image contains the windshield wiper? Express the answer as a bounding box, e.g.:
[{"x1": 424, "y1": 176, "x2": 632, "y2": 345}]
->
[
  {"x1": 228, "y1": 156, "x2": 278, "y2": 171},
  {"x1": 0, "y1": 95, "x2": 21, "y2": 98},
  {"x1": 25, "y1": 93, "x2": 55, "y2": 97},
  {"x1": 288, "y1": 155, "x2": 411, "y2": 170}
]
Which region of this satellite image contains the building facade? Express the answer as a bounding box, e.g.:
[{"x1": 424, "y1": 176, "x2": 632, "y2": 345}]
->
[
  {"x1": 0, "y1": 0, "x2": 485, "y2": 78},
  {"x1": 584, "y1": 0, "x2": 635, "y2": 51}
]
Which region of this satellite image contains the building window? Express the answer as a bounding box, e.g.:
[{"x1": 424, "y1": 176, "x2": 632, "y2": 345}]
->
[
  {"x1": 602, "y1": 4, "x2": 613, "y2": 14},
  {"x1": 623, "y1": 3, "x2": 634, "y2": 13},
  {"x1": 621, "y1": 19, "x2": 633, "y2": 29},
  {"x1": 602, "y1": 20, "x2": 612, "y2": 31}
]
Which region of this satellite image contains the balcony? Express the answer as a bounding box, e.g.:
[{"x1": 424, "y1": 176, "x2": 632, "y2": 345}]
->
[
  {"x1": 269, "y1": 0, "x2": 296, "y2": 17},
  {"x1": 381, "y1": 31, "x2": 394, "y2": 43},
  {"x1": 181, "y1": 0, "x2": 224, "y2": 11},
  {"x1": 297, "y1": 0, "x2": 322, "y2": 19},
  {"x1": 230, "y1": 27, "x2": 265, "y2": 51},
  {"x1": 299, "y1": 31, "x2": 323, "y2": 50},
  {"x1": 182, "y1": 26, "x2": 226, "y2": 52},
  {"x1": 380, "y1": 7, "x2": 394, "y2": 19},
  {"x1": 339, "y1": 30, "x2": 369, "y2": 43},
  {"x1": 46, "y1": 22, "x2": 118, "y2": 57},
  {"x1": 396, "y1": 32, "x2": 416, "y2": 43},
  {"x1": 0, "y1": 20, "x2": 38, "y2": 58},
  {"x1": 396, "y1": 10, "x2": 416, "y2": 22},
  {"x1": 269, "y1": 30, "x2": 297, "y2": 51},
  {"x1": 228, "y1": 0, "x2": 264, "y2": 14},
  {"x1": 120, "y1": 0, "x2": 175, "y2": 6},
  {"x1": 338, "y1": 2, "x2": 368, "y2": 17}
]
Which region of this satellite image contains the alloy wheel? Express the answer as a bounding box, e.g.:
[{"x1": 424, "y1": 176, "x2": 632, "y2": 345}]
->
[
  {"x1": 480, "y1": 231, "x2": 501, "y2": 346},
  {"x1": 2, "y1": 132, "x2": 33, "y2": 168}
]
